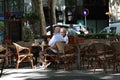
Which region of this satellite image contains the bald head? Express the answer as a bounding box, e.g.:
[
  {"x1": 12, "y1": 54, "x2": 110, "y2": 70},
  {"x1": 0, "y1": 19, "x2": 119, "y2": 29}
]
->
[
  {"x1": 54, "y1": 27, "x2": 61, "y2": 34},
  {"x1": 60, "y1": 28, "x2": 67, "y2": 37}
]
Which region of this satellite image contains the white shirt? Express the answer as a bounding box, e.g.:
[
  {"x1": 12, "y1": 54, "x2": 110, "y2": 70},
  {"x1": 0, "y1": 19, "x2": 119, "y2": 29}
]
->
[
  {"x1": 48, "y1": 33, "x2": 64, "y2": 53},
  {"x1": 48, "y1": 33, "x2": 64, "y2": 47},
  {"x1": 63, "y1": 35, "x2": 68, "y2": 44}
]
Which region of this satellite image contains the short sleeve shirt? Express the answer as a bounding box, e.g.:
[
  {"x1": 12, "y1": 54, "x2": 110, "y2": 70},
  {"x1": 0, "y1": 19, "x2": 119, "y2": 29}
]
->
[{"x1": 48, "y1": 33, "x2": 64, "y2": 47}]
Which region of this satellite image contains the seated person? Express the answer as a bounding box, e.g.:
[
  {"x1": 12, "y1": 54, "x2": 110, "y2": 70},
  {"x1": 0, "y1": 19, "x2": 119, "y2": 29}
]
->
[
  {"x1": 37, "y1": 27, "x2": 65, "y2": 69},
  {"x1": 60, "y1": 28, "x2": 68, "y2": 44},
  {"x1": 47, "y1": 26, "x2": 65, "y2": 54}
]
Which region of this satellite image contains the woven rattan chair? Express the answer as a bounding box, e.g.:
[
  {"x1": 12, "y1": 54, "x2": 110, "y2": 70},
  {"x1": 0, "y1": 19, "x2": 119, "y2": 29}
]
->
[
  {"x1": 110, "y1": 41, "x2": 120, "y2": 73},
  {"x1": 13, "y1": 42, "x2": 34, "y2": 69},
  {"x1": 0, "y1": 46, "x2": 6, "y2": 77},
  {"x1": 64, "y1": 44, "x2": 78, "y2": 70},
  {"x1": 55, "y1": 41, "x2": 67, "y2": 70},
  {"x1": 43, "y1": 41, "x2": 64, "y2": 68},
  {"x1": 43, "y1": 41, "x2": 68, "y2": 70},
  {"x1": 87, "y1": 42, "x2": 113, "y2": 73},
  {"x1": 44, "y1": 41, "x2": 77, "y2": 70}
]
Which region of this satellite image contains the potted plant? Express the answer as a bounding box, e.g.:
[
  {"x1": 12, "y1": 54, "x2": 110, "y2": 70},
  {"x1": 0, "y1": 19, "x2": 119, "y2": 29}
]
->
[{"x1": 22, "y1": 26, "x2": 34, "y2": 42}]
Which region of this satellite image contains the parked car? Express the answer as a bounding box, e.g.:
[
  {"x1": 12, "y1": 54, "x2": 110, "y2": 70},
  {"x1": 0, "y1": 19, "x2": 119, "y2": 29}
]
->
[
  {"x1": 100, "y1": 22, "x2": 120, "y2": 35},
  {"x1": 46, "y1": 23, "x2": 88, "y2": 35}
]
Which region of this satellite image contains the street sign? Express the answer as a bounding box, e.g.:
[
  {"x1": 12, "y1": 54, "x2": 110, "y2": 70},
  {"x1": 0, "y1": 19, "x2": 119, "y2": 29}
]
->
[
  {"x1": 81, "y1": 8, "x2": 89, "y2": 28},
  {"x1": 82, "y1": 8, "x2": 89, "y2": 16}
]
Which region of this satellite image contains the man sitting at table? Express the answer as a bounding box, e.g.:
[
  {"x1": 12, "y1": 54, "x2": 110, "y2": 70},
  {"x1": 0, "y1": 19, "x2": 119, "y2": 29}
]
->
[
  {"x1": 47, "y1": 27, "x2": 65, "y2": 54},
  {"x1": 37, "y1": 26, "x2": 66, "y2": 69}
]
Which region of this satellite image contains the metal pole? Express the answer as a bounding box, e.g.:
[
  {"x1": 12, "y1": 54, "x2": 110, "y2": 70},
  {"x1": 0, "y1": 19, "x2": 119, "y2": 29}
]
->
[
  {"x1": 84, "y1": 16, "x2": 87, "y2": 28},
  {"x1": 77, "y1": 44, "x2": 81, "y2": 69}
]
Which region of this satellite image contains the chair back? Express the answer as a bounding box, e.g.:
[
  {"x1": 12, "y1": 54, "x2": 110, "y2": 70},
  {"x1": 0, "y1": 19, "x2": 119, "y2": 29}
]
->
[
  {"x1": 89, "y1": 42, "x2": 112, "y2": 59},
  {"x1": 92, "y1": 42, "x2": 110, "y2": 52},
  {"x1": 13, "y1": 42, "x2": 33, "y2": 69},
  {"x1": 13, "y1": 42, "x2": 27, "y2": 54},
  {"x1": 55, "y1": 41, "x2": 66, "y2": 53},
  {"x1": 0, "y1": 46, "x2": 6, "y2": 53},
  {"x1": 16, "y1": 41, "x2": 33, "y2": 48},
  {"x1": 93, "y1": 43, "x2": 106, "y2": 53},
  {"x1": 110, "y1": 41, "x2": 120, "y2": 55}
]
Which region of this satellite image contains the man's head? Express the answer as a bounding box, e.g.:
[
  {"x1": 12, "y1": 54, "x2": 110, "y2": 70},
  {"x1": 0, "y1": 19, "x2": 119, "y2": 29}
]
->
[
  {"x1": 60, "y1": 28, "x2": 67, "y2": 37},
  {"x1": 54, "y1": 26, "x2": 61, "y2": 34}
]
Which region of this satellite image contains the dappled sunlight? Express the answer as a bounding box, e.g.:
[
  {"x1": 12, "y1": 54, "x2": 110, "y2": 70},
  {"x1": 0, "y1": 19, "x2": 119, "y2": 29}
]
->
[
  {"x1": 85, "y1": 69, "x2": 104, "y2": 74},
  {"x1": 100, "y1": 76, "x2": 113, "y2": 80},
  {"x1": 55, "y1": 70, "x2": 71, "y2": 73},
  {"x1": 2, "y1": 69, "x2": 53, "y2": 79},
  {"x1": 1, "y1": 68, "x2": 120, "y2": 80},
  {"x1": 111, "y1": 73, "x2": 120, "y2": 75}
]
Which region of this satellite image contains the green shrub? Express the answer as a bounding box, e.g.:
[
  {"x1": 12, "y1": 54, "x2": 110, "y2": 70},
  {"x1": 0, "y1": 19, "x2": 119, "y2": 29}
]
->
[
  {"x1": 23, "y1": 12, "x2": 39, "y2": 20},
  {"x1": 77, "y1": 33, "x2": 117, "y2": 39}
]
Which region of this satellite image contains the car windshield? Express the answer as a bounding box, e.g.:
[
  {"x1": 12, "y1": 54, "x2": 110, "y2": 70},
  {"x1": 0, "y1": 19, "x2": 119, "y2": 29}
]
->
[
  {"x1": 100, "y1": 28, "x2": 108, "y2": 33},
  {"x1": 110, "y1": 27, "x2": 116, "y2": 34}
]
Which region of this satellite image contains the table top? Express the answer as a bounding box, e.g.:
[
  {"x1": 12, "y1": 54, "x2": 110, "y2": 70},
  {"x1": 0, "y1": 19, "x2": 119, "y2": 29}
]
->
[
  {"x1": 32, "y1": 43, "x2": 50, "y2": 51},
  {"x1": 32, "y1": 43, "x2": 49, "y2": 47}
]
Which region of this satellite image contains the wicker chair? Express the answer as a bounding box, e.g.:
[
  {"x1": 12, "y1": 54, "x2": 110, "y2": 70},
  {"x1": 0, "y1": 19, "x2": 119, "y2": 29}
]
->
[
  {"x1": 0, "y1": 46, "x2": 6, "y2": 77},
  {"x1": 13, "y1": 42, "x2": 34, "y2": 69},
  {"x1": 43, "y1": 41, "x2": 65, "y2": 69},
  {"x1": 54, "y1": 42, "x2": 78, "y2": 70},
  {"x1": 86, "y1": 42, "x2": 113, "y2": 73},
  {"x1": 110, "y1": 41, "x2": 120, "y2": 73},
  {"x1": 64, "y1": 44, "x2": 78, "y2": 70},
  {"x1": 44, "y1": 41, "x2": 77, "y2": 70}
]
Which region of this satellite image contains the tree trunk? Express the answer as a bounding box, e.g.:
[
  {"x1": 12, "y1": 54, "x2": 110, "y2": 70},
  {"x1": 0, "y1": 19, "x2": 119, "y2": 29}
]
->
[
  {"x1": 52, "y1": 0, "x2": 57, "y2": 24},
  {"x1": 38, "y1": 0, "x2": 46, "y2": 37},
  {"x1": 48, "y1": 0, "x2": 57, "y2": 36},
  {"x1": 48, "y1": 0, "x2": 57, "y2": 24}
]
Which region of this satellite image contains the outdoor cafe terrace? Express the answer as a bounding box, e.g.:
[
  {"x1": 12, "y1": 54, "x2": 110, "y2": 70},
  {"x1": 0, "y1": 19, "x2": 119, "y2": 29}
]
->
[{"x1": 0, "y1": 36, "x2": 120, "y2": 79}]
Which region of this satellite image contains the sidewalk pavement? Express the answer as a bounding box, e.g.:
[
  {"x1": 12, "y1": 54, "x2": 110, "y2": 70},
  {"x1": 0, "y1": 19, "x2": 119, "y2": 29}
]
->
[{"x1": 1, "y1": 68, "x2": 120, "y2": 80}]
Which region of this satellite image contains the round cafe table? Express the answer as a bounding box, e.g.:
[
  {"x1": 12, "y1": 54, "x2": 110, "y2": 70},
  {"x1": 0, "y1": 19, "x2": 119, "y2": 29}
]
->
[{"x1": 31, "y1": 43, "x2": 49, "y2": 65}]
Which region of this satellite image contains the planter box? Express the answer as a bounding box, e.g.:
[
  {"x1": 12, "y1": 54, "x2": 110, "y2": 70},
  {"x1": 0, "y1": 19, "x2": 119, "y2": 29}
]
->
[
  {"x1": 68, "y1": 36, "x2": 85, "y2": 44},
  {"x1": 77, "y1": 37, "x2": 85, "y2": 43}
]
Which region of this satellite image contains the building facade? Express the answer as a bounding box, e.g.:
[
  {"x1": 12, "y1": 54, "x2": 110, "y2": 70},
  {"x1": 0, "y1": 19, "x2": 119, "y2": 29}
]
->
[
  {"x1": 0, "y1": 0, "x2": 24, "y2": 42},
  {"x1": 109, "y1": 0, "x2": 120, "y2": 22},
  {"x1": 0, "y1": 0, "x2": 119, "y2": 42},
  {"x1": 64, "y1": 0, "x2": 109, "y2": 33}
]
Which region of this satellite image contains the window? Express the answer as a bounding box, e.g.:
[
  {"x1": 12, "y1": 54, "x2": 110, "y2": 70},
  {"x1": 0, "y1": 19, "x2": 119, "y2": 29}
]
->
[
  {"x1": 0, "y1": 1, "x2": 4, "y2": 13},
  {"x1": 65, "y1": 0, "x2": 76, "y2": 7},
  {"x1": 110, "y1": 27, "x2": 116, "y2": 34},
  {"x1": 84, "y1": 0, "x2": 108, "y2": 6},
  {"x1": 6, "y1": 0, "x2": 24, "y2": 12},
  {"x1": 77, "y1": 0, "x2": 83, "y2": 6},
  {"x1": 4, "y1": 0, "x2": 24, "y2": 19}
]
